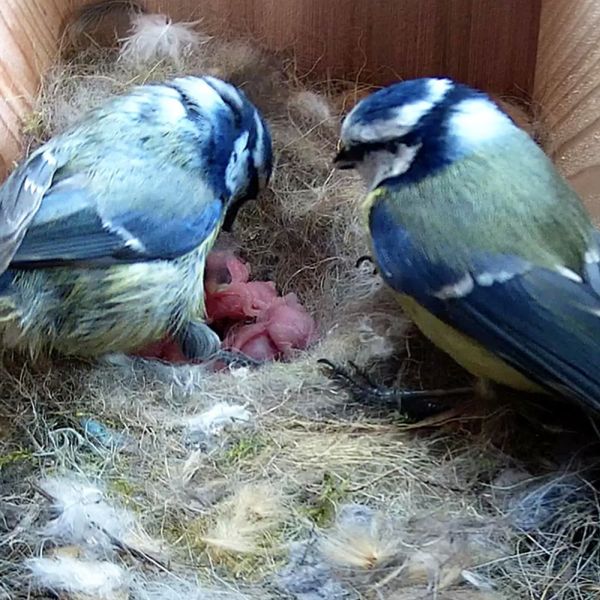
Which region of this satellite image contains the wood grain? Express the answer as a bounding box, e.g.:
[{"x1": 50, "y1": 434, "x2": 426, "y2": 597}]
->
[
  {"x1": 534, "y1": 0, "x2": 600, "y2": 221},
  {"x1": 146, "y1": 0, "x2": 541, "y2": 96},
  {"x1": 0, "y1": 0, "x2": 75, "y2": 181},
  {"x1": 0, "y1": 0, "x2": 542, "y2": 183}
]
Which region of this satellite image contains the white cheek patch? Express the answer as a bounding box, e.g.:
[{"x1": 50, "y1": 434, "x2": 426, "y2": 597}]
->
[
  {"x1": 225, "y1": 132, "x2": 251, "y2": 196},
  {"x1": 358, "y1": 144, "x2": 421, "y2": 190}
]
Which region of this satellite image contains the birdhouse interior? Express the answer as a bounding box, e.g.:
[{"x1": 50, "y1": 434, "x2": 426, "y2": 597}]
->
[{"x1": 1, "y1": 2, "x2": 600, "y2": 600}]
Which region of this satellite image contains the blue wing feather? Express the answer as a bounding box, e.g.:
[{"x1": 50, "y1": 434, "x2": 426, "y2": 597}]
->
[
  {"x1": 11, "y1": 176, "x2": 224, "y2": 267},
  {"x1": 7, "y1": 77, "x2": 253, "y2": 269},
  {"x1": 370, "y1": 200, "x2": 600, "y2": 411}
]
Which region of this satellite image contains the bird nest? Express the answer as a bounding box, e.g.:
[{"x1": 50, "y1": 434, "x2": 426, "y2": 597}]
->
[{"x1": 1, "y1": 9, "x2": 599, "y2": 600}]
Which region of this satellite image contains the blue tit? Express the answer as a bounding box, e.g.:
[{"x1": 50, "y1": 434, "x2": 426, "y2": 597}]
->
[
  {"x1": 323, "y1": 77, "x2": 600, "y2": 416},
  {"x1": 0, "y1": 75, "x2": 272, "y2": 360}
]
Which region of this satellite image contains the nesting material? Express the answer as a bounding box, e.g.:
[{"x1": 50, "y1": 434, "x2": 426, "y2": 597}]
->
[
  {"x1": 36, "y1": 475, "x2": 162, "y2": 561},
  {"x1": 319, "y1": 504, "x2": 400, "y2": 570},
  {"x1": 183, "y1": 402, "x2": 253, "y2": 448},
  {"x1": 27, "y1": 556, "x2": 128, "y2": 599},
  {"x1": 38, "y1": 476, "x2": 131, "y2": 549},
  {"x1": 282, "y1": 502, "x2": 505, "y2": 596},
  {"x1": 0, "y1": 7, "x2": 595, "y2": 600},
  {"x1": 130, "y1": 575, "x2": 246, "y2": 600},
  {"x1": 119, "y1": 13, "x2": 209, "y2": 67},
  {"x1": 201, "y1": 483, "x2": 286, "y2": 558},
  {"x1": 288, "y1": 90, "x2": 337, "y2": 127}
]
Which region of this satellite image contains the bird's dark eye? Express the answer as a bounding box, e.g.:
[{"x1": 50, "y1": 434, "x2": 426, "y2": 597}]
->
[{"x1": 369, "y1": 134, "x2": 416, "y2": 153}]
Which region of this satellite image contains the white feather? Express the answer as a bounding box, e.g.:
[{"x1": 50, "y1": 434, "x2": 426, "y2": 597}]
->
[
  {"x1": 288, "y1": 90, "x2": 334, "y2": 124},
  {"x1": 554, "y1": 265, "x2": 583, "y2": 283},
  {"x1": 38, "y1": 476, "x2": 134, "y2": 549},
  {"x1": 27, "y1": 557, "x2": 128, "y2": 599},
  {"x1": 252, "y1": 111, "x2": 268, "y2": 181},
  {"x1": 585, "y1": 248, "x2": 600, "y2": 264},
  {"x1": 185, "y1": 402, "x2": 252, "y2": 438},
  {"x1": 433, "y1": 274, "x2": 475, "y2": 299},
  {"x1": 475, "y1": 270, "x2": 517, "y2": 286},
  {"x1": 119, "y1": 13, "x2": 210, "y2": 66}
]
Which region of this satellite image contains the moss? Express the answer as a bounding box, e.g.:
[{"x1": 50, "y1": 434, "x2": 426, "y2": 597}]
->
[
  {"x1": 21, "y1": 111, "x2": 47, "y2": 141},
  {"x1": 221, "y1": 433, "x2": 269, "y2": 467},
  {"x1": 107, "y1": 476, "x2": 145, "y2": 511},
  {"x1": 303, "y1": 471, "x2": 348, "y2": 527},
  {"x1": 0, "y1": 449, "x2": 33, "y2": 470}
]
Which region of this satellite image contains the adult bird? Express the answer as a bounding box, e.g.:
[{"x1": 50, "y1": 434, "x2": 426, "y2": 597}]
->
[
  {"x1": 321, "y1": 77, "x2": 600, "y2": 418},
  {"x1": 0, "y1": 75, "x2": 272, "y2": 360}
]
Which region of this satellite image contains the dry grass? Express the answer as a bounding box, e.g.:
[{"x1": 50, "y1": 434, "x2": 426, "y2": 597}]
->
[{"x1": 1, "y1": 9, "x2": 600, "y2": 600}]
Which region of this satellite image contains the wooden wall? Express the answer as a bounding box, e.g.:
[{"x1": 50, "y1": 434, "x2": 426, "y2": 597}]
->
[
  {"x1": 0, "y1": 0, "x2": 542, "y2": 182},
  {"x1": 147, "y1": 0, "x2": 541, "y2": 98},
  {"x1": 0, "y1": 0, "x2": 75, "y2": 180},
  {"x1": 533, "y1": 0, "x2": 600, "y2": 221}
]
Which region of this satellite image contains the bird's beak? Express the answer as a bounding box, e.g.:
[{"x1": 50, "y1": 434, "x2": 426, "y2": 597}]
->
[{"x1": 333, "y1": 141, "x2": 357, "y2": 170}]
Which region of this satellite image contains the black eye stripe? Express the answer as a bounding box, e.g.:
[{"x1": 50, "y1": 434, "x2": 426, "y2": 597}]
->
[{"x1": 341, "y1": 136, "x2": 411, "y2": 161}]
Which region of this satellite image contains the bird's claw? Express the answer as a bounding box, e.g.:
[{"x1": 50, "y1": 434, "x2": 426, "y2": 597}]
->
[
  {"x1": 355, "y1": 255, "x2": 373, "y2": 268},
  {"x1": 211, "y1": 349, "x2": 264, "y2": 368},
  {"x1": 355, "y1": 255, "x2": 378, "y2": 274},
  {"x1": 318, "y1": 358, "x2": 473, "y2": 420},
  {"x1": 318, "y1": 359, "x2": 401, "y2": 403}
]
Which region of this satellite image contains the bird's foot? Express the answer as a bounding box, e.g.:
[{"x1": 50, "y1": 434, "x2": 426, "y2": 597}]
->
[
  {"x1": 318, "y1": 359, "x2": 473, "y2": 420},
  {"x1": 176, "y1": 320, "x2": 221, "y2": 361},
  {"x1": 210, "y1": 349, "x2": 264, "y2": 368},
  {"x1": 177, "y1": 322, "x2": 263, "y2": 368}
]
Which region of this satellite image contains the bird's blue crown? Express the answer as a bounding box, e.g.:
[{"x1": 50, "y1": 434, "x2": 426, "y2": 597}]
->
[{"x1": 340, "y1": 77, "x2": 515, "y2": 185}]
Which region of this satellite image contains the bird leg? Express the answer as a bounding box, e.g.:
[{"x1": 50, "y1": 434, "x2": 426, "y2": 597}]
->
[
  {"x1": 211, "y1": 349, "x2": 264, "y2": 368},
  {"x1": 317, "y1": 359, "x2": 474, "y2": 420},
  {"x1": 176, "y1": 320, "x2": 263, "y2": 368},
  {"x1": 176, "y1": 320, "x2": 221, "y2": 361}
]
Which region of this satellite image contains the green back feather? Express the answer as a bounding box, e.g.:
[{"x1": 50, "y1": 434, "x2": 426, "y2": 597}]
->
[{"x1": 380, "y1": 131, "x2": 594, "y2": 273}]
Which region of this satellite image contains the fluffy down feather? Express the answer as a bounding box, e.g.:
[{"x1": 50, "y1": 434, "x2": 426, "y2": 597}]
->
[
  {"x1": 119, "y1": 13, "x2": 209, "y2": 66},
  {"x1": 27, "y1": 556, "x2": 128, "y2": 599}
]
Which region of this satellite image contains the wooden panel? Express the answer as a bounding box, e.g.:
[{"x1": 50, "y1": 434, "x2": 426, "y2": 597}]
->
[
  {"x1": 534, "y1": 0, "x2": 600, "y2": 222},
  {"x1": 148, "y1": 0, "x2": 541, "y2": 96},
  {"x1": 0, "y1": 0, "x2": 541, "y2": 183},
  {"x1": 0, "y1": 0, "x2": 76, "y2": 181}
]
